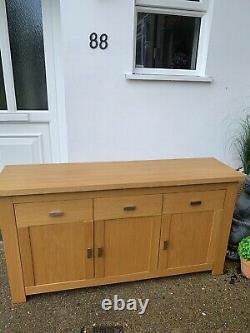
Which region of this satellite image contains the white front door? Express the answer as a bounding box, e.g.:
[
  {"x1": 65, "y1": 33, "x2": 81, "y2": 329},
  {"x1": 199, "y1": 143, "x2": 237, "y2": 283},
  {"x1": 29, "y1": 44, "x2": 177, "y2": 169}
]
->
[{"x1": 0, "y1": 0, "x2": 67, "y2": 170}]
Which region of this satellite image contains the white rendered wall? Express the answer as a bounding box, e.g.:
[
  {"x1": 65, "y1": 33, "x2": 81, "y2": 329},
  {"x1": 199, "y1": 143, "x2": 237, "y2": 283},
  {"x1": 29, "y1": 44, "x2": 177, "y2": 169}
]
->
[{"x1": 60, "y1": 0, "x2": 250, "y2": 168}]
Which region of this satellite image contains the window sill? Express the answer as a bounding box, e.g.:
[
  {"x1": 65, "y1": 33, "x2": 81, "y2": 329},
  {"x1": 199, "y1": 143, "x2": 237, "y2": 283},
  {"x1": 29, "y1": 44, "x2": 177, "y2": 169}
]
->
[{"x1": 125, "y1": 73, "x2": 213, "y2": 82}]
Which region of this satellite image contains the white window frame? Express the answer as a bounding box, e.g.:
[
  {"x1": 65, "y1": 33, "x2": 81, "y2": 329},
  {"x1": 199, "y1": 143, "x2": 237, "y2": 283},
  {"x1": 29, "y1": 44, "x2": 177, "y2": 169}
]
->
[
  {"x1": 0, "y1": 0, "x2": 51, "y2": 120},
  {"x1": 136, "y1": 0, "x2": 209, "y2": 12},
  {"x1": 0, "y1": 0, "x2": 17, "y2": 113},
  {"x1": 132, "y1": 0, "x2": 212, "y2": 78}
]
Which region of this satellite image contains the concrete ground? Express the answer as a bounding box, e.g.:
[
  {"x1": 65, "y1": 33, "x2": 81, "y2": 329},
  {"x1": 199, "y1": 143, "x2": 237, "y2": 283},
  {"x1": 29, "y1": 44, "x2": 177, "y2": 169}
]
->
[{"x1": 0, "y1": 244, "x2": 249, "y2": 333}]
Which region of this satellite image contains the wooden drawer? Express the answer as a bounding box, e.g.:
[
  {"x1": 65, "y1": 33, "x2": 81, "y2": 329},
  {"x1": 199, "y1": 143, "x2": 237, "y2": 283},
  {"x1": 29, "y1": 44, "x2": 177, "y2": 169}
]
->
[
  {"x1": 14, "y1": 199, "x2": 93, "y2": 227},
  {"x1": 94, "y1": 195, "x2": 162, "y2": 221},
  {"x1": 163, "y1": 190, "x2": 226, "y2": 214}
]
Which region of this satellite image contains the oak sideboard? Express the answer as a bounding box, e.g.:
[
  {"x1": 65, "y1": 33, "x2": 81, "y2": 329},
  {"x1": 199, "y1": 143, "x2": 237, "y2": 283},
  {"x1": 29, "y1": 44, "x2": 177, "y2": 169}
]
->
[{"x1": 0, "y1": 158, "x2": 244, "y2": 303}]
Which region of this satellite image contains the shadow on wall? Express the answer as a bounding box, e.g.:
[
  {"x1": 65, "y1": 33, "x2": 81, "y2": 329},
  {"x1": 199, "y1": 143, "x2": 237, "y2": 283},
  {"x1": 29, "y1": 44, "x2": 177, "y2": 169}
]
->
[{"x1": 0, "y1": 231, "x2": 2, "y2": 241}]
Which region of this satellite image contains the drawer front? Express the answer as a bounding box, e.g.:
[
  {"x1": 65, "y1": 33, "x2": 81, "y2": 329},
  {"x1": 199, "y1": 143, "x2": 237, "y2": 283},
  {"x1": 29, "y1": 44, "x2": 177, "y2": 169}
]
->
[
  {"x1": 15, "y1": 199, "x2": 93, "y2": 227},
  {"x1": 163, "y1": 190, "x2": 226, "y2": 214},
  {"x1": 94, "y1": 195, "x2": 162, "y2": 221}
]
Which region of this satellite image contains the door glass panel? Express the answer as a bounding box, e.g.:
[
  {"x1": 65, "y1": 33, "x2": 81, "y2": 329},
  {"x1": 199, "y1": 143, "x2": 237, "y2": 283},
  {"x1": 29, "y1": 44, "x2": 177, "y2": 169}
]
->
[
  {"x1": 136, "y1": 13, "x2": 201, "y2": 70},
  {"x1": 0, "y1": 52, "x2": 7, "y2": 110},
  {"x1": 5, "y1": 0, "x2": 48, "y2": 110}
]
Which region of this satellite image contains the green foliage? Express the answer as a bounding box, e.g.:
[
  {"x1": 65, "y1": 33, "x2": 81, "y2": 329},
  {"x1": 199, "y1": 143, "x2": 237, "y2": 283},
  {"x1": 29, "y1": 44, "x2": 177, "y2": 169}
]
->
[
  {"x1": 238, "y1": 236, "x2": 250, "y2": 261},
  {"x1": 235, "y1": 116, "x2": 250, "y2": 174}
]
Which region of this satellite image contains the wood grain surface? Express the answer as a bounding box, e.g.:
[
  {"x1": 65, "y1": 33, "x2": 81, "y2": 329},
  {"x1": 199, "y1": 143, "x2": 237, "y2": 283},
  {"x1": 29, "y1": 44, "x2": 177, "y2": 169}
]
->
[{"x1": 0, "y1": 158, "x2": 244, "y2": 196}]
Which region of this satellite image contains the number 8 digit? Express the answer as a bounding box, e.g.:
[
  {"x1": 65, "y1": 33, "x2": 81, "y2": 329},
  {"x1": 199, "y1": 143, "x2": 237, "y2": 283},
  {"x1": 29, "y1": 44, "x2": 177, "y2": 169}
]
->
[
  {"x1": 100, "y1": 33, "x2": 108, "y2": 50},
  {"x1": 89, "y1": 33, "x2": 98, "y2": 49}
]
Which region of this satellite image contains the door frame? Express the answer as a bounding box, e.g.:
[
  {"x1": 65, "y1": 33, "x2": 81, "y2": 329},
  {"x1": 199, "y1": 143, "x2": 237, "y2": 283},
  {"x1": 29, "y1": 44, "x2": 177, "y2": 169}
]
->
[{"x1": 0, "y1": 0, "x2": 68, "y2": 163}]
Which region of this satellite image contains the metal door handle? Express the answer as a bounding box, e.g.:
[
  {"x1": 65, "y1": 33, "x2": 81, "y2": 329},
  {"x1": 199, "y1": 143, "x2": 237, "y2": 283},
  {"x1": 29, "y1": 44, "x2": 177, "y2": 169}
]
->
[
  {"x1": 163, "y1": 240, "x2": 168, "y2": 250},
  {"x1": 190, "y1": 201, "x2": 202, "y2": 206},
  {"x1": 97, "y1": 247, "x2": 104, "y2": 258},
  {"x1": 86, "y1": 248, "x2": 93, "y2": 259},
  {"x1": 48, "y1": 210, "x2": 64, "y2": 217},
  {"x1": 123, "y1": 205, "x2": 136, "y2": 212}
]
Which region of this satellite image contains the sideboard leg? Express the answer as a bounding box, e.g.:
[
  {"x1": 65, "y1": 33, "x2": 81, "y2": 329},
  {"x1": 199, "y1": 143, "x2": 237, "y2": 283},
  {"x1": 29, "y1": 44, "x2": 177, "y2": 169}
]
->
[
  {"x1": 0, "y1": 198, "x2": 26, "y2": 303},
  {"x1": 212, "y1": 266, "x2": 224, "y2": 275},
  {"x1": 212, "y1": 185, "x2": 238, "y2": 276}
]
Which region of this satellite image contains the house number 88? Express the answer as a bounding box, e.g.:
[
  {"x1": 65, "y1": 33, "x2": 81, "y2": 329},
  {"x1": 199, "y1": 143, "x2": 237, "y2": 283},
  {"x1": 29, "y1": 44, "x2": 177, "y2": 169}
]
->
[{"x1": 89, "y1": 33, "x2": 108, "y2": 50}]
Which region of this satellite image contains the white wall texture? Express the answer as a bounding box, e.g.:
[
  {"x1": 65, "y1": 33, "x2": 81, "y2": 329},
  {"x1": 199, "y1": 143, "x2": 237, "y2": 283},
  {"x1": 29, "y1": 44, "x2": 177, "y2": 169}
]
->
[{"x1": 60, "y1": 0, "x2": 250, "y2": 167}]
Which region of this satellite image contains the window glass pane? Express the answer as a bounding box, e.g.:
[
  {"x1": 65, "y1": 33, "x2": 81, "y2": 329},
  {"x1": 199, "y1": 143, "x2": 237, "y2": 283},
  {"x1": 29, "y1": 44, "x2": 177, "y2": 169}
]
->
[
  {"x1": 136, "y1": 13, "x2": 201, "y2": 70},
  {"x1": 5, "y1": 0, "x2": 48, "y2": 110},
  {"x1": 0, "y1": 52, "x2": 7, "y2": 110}
]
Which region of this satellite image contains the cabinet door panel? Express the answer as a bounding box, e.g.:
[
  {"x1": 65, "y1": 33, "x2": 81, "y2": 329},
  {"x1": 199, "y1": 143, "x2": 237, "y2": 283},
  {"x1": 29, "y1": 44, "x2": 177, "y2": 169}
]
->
[
  {"x1": 159, "y1": 211, "x2": 215, "y2": 270},
  {"x1": 18, "y1": 221, "x2": 94, "y2": 286},
  {"x1": 95, "y1": 216, "x2": 161, "y2": 278}
]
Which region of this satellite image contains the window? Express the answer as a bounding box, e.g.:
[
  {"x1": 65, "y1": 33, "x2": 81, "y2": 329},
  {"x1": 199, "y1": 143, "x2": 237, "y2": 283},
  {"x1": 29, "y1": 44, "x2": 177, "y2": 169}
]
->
[
  {"x1": 133, "y1": 0, "x2": 210, "y2": 77},
  {"x1": 5, "y1": 0, "x2": 48, "y2": 110},
  {"x1": 0, "y1": 52, "x2": 7, "y2": 110},
  {"x1": 136, "y1": 13, "x2": 201, "y2": 71}
]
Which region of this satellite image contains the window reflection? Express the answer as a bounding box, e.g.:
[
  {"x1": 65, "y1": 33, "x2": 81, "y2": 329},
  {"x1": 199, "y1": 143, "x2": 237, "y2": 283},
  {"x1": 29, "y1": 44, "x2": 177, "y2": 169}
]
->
[{"x1": 136, "y1": 13, "x2": 201, "y2": 70}]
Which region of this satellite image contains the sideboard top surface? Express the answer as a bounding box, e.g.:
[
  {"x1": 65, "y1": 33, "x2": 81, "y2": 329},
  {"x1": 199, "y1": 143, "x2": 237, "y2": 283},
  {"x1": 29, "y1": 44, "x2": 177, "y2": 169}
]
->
[{"x1": 0, "y1": 158, "x2": 244, "y2": 197}]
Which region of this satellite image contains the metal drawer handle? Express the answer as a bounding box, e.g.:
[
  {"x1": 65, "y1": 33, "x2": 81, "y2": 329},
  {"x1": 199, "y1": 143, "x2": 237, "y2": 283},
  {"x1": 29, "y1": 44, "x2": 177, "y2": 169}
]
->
[
  {"x1": 48, "y1": 210, "x2": 64, "y2": 217},
  {"x1": 86, "y1": 248, "x2": 93, "y2": 259},
  {"x1": 123, "y1": 205, "x2": 137, "y2": 212},
  {"x1": 190, "y1": 201, "x2": 202, "y2": 206},
  {"x1": 97, "y1": 247, "x2": 104, "y2": 258}
]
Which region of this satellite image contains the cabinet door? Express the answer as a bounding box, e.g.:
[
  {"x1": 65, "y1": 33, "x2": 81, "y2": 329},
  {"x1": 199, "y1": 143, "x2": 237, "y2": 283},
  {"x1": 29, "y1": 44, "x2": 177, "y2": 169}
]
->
[
  {"x1": 18, "y1": 222, "x2": 94, "y2": 286},
  {"x1": 159, "y1": 211, "x2": 223, "y2": 270},
  {"x1": 95, "y1": 216, "x2": 161, "y2": 279},
  {"x1": 159, "y1": 190, "x2": 225, "y2": 271}
]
